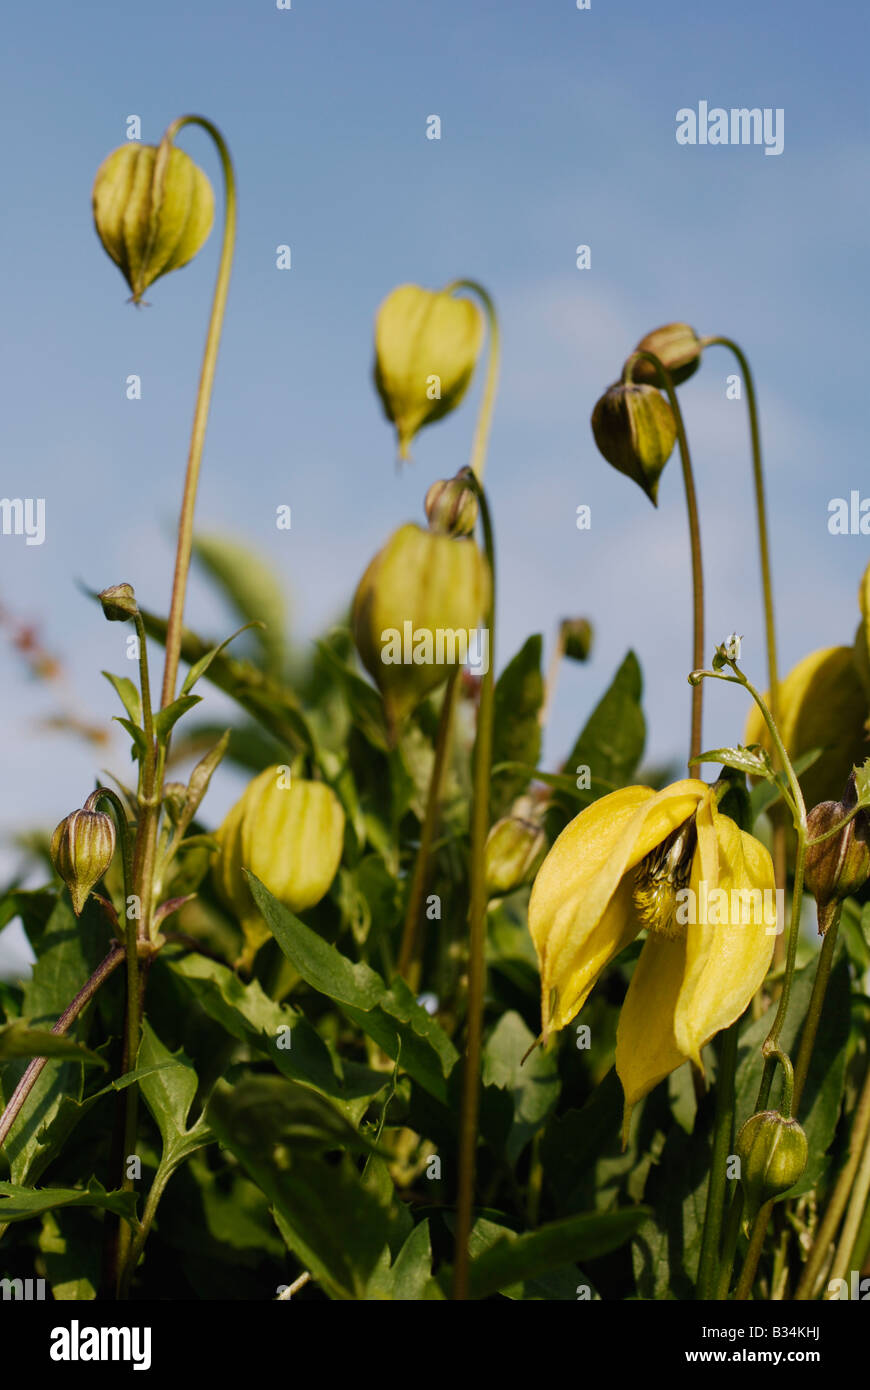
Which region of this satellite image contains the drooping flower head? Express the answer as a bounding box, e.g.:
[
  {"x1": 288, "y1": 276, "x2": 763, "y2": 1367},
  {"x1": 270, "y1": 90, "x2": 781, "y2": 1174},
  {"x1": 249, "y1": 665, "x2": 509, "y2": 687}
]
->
[{"x1": 528, "y1": 780, "x2": 776, "y2": 1140}]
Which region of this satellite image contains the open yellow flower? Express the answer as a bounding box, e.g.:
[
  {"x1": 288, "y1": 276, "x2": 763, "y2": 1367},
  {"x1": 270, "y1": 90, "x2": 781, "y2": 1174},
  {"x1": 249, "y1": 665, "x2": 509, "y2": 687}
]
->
[{"x1": 527, "y1": 780, "x2": 776, "y2": 1141}]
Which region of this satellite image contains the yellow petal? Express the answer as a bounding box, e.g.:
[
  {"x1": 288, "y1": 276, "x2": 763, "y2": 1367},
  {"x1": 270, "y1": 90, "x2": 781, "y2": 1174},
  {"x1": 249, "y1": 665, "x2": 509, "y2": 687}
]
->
[
  {"x1": 744, "y1": 646, "x2": 868, "y2": 808},
  {"x1": 674, "y1": 802, "x2": 776, "y2": 1068},
  {"x1": 527, "y1": 779, "x2": 707, "y2": 1035},
  {"x1": 615, "y1": 931, "x2": 688, "y2": 1146}
]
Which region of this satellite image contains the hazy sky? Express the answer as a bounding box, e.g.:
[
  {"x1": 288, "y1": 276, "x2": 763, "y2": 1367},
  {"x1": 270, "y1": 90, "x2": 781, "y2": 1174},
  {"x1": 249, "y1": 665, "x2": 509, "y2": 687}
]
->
[{"x1": 2, "y1": 0, "x2": 868, "y2": 969}]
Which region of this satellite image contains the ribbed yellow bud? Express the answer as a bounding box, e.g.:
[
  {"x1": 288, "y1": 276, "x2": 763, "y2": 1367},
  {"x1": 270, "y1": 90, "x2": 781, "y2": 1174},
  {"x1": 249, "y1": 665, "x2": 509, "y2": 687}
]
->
[
  {"x1": 590, "y1": 383, "x2": 677, "y2": 505},
  {"x1": 213, "y1": 769, "x2": 345, "y2": 966},
  {"x1": 92, "y1": 142, "x2": 214, "y2": 303},
  {"x1": 50, "y1": 809, "x2": 116, "y2": 916},
  {"x1": 351, "y1": 523, "x2": 491, "y2": 735},
  {"x1": 484, "y1": 817, "x2": 546, "y2": 897},
  {"x1": 374, "y1": 285, "x2": 484, "y2": 459},
  {"x1": 628, "y1": 323, "x2": 702, "y2": 386}
]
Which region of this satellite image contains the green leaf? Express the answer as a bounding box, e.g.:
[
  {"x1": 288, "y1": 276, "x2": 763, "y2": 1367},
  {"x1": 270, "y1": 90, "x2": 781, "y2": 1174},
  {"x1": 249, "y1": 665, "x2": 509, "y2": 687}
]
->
[
  {"x1": 39, "y1": 1209, "x2": 99, "y2": 1300},
  {"x1": 137, "y1": 1021, "x2": 212, "y2": 1169},
  {"x1": 0, "y1": 1020, "x2": 106, "y2": 1066},
  {"x1": 0, "y1": 1179, "x2": 137, "y2": 1224},
  {"x1": 690, "y1": 744, "x2": 774, "y2": 780},
  {"x1": 207, "y1": 1075, "x2": 406, "y2": 1300},
  {"x1": 153, "y1": 694, "x2": 202, "y2": 743},
  {"x1": 180, "y1": 623, "x2": 264, "y2": 697},
  {"x1": 465, "y1": 1208, "x2": 647, "y2": 1299},
  {"x1": 113, "y1": 716, "x2": 150, "y2": 762},
  {"x1": 101, "y1": 671, "x2": 142, "y2": 727},
  {"x1": 192, "y1": 533, "x2": 287, "y2": 676},
  {"x1": 168, "y1": 952, "x2": 388, "y2": 1116},
  {"x1": 364, "y1": 1218, "x2": 443, "y2": 1300},
  {"x1": 558, "y1": 651, "x2": 645, "y2": 812},
  {"x1": 248, "y1": 875, "x2": 459, "y2": 1104},
  {"x1": 631, "y1": 1110, "x2": 712, "y2": 1298},
  {"x1": 482, "y1": 1011, "x2": 559, "y2": 1165},
  {"x1": 489, "y1": 636, "x2": 543, "y2": 820}
]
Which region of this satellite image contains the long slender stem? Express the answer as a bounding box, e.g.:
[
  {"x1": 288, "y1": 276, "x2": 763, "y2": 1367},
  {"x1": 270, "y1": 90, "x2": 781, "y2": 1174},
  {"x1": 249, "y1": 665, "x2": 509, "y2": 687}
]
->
[
  {"x1": 0, "y1": 945, "x2": 125, "y2": 1150},
  {"x1": 396, "y1": 672, "x2": 459, "y2": 986},
  {"x1": 159, "y1": 116, "x2": 237, "y2": 709},
  {"x1": 452, "y1": 475, "x2": 496, "y2": 1300},
  {"x1": 716, "y1": 1187, "x2": 745, "y2": 1298},
  {"x1": 795, "y1": 1059, "x2": 870, "y2": 1299},
  {"x1": 735, "y1": 1197, "x2": 775, "y2": 1299},
  {"x1": 828, "y1": 1119, "x2": 870, "y2": 1290},
  {"x1": 697, "y1": 1020, "x2": 739, "y2": 1298},
  {"x1": 624, "y1": 350, "x2": 704, "y2": 764},
  {"x1": 792, "y1": 912, "x2": 840, "y2": 1114},
  {"x1": 118, "y1": 1160, "x2": 172, "y2": 1299},
  {"x1": 444, "y1": 281, "x2": 500, "y2": 483}
]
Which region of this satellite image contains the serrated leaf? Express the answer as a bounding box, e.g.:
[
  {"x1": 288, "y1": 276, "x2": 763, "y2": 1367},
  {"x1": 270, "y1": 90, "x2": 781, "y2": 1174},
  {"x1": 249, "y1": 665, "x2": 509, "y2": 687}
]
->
[
  {"x1": 0, "y1": 1020, "x2": 106, "y2": 1066},
  {"x1": 690, "y1": 744, "x2": 774, "y2": 779},
  {"x1": 207, "y1": 1075, "x2": 405, "y2": 1300},
  {"x1": 137, "y1": 1021, "x2": 212, "y2": 1168},
  {"x1": 0, "y1": 1179, "x2": 137, "y2": 1224}
]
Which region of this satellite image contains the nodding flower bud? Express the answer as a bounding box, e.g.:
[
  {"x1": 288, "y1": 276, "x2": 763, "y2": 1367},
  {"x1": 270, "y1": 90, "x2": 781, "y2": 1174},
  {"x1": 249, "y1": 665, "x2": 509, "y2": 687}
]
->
[
  {"x1": 627, "y1": 323, "x2": 703, "y2": 387},
  {"x1": 425, "y1": 471, "x2": 479, "y2": 537},
  {"x1": 351, "y1": 522, "x2": 491, "y2": 736},
  {"x1": 590, "y1": 382, "x2": 677, "y2": 506},
  {"x1": 98, "y1": 583, "x2": 139, "y2": 622},
  {"x1": 560, "y1": 617, "x2": 593, "y2": 663},
  {"x1": 373, "y1": 284, "x2": 484, "y2": 460},
  {"x1": 805, "y1": 771, "x2": 870, "y2": 932},
  {"x1": 736, "y1": 1110, "x2": 808, "y2": 1215},
  {"x1": 50, "y1": 808, "x2": 116, "y2": 916},
  {"x1": 92, "y1": 141, "x2": 214, "y2": 304},
  {"x1": 484, "y1": 817, "x2": 547, "y2": 897}
]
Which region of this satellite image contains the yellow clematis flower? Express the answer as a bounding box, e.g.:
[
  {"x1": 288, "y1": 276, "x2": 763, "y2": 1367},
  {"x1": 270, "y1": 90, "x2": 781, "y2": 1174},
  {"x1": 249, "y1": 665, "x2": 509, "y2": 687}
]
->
[{"x1": 527, "y1": 780, "x2": 776, "y2": 1142}]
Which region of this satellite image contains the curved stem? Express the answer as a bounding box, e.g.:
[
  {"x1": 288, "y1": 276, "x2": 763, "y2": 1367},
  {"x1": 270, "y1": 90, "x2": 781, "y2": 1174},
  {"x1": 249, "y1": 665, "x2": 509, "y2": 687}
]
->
[
  {"x1": 159, "y1": 116, "x2": 237, "y2": 709},
  {"x1": 396, "y1": 670, "x2": 460, "y2": 987},
  {"x1": 0, "y1": 944, "x2": 125, "y2": 1150},
  {"x1": 792, "y1": 911, "x2": 840, "y2": 1114},
  {"x1": 624, "y1": 349, "x2": 704, "y2": 765},
  {"x1": 700, "y1": 338, "x2": 780, "y2": 730},
  {"x1": 697, "y1": 1019, "x2": 739, "y2": 1298},
  {"x1": 452, "y1": 474, "x2": 496, "y2": 1300},
  {"x1": 445, "y1": 280, "x2": 500, "y2": 483}
]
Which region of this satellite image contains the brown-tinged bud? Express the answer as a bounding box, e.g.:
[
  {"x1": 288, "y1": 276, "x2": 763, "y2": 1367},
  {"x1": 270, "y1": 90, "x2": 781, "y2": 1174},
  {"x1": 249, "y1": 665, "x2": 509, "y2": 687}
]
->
[
  {"x1": 351, "y1": 523, "x2": 491, "y2": 735},
  {"x1": 425, "y1": 471, "x2": 479, "y2": 537},
  {"x1": 736, "y1": 1110, "x2": 808, "y2": 1215},
  {"x1": 627, "y1": 323, "x2": 703, "y2": 387},
  {"x1": 590, "y1": 382, "x2": 677, "y2": 506},
  {"x1": 50, "y1": 809, "x2": 116, "y2": 916},
  {"x1": 99, "y1": 583, "x2": 139, "y2": 622},
  {"x1": 374, "y1": 285, "x2": 484, "y2": 460},
  {"x1": 484, "y1": 817, "x2": 547, "y2": 897},
  {"x1": 560, "y1": 617, "x2": 593, "y2": 663},
  {"x1": 805, "y1": 771, "x2": 870, "y2": 932},
  {"x1": 92, "y1": 142, "x2": 214, "y2": 304}
]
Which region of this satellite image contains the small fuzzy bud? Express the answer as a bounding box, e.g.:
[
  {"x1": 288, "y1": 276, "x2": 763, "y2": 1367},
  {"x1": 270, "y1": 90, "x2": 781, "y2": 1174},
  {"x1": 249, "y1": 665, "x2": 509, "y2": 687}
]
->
[
  {"x1": 590, "y1": 382, "x2": 677, "y2": 506},
  {"x1": 805, "y1": 771, "x2": 870, "y2": 932},
  {"x1": 560, "y1": 618, "x2": 593, "y2": 663},
  {"x1": 736, "y1": 1110, "x2": 808, "y2": 1215},
  {"x1": 99, "y1": 583, "x2": 139, "y2": 622},
  {"x1": 484, "y1": 817, "x2": 547, "y2": 897},
  {"x1": 627, "y1": 322, "x2": 703, "y2": 387},
  {"x1": 425, "y1": 471, "x2": 479, "y2": 537},
  {"x1": 50, "y1": 809, "x2": 117, "y2": 916}
]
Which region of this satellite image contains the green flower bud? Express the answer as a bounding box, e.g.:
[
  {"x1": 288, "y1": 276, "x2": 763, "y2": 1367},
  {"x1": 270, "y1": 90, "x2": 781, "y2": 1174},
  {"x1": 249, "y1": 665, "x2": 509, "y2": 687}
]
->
[
  {"x1": 98, "y1": 583, "x2": 139, "y2": 622},
  {"x1": 736, "y1": 1111, "x2": 808, "y2": 1214},
  {"x1": 425, "y1": 471, "x2": 479, "y2": 537},
  {"x1": 162, "y1": 782, "x2": 188, "y2": 824},
  {"x1": 351, "y1": 523, "x2": 491, "y2": 736},
  {"x1": 374, "y1": 285, "x2": 484, "y2": 460},
  {"x1": 213, "y1": 769, "x2": 346, "y2": 968},
  {"x1": 92, "y1": 142, "x2": 215, "y2": 304},
  {"x1": 50, "y1": 809, "x2": 116, "y2": 916},
  {"x1": 628, "y1": 323, "x2": 702, "y2": 387},
  {"x1": 590, "y1": 382, "x2": 677, "y2": 506},
  {"x1": 560, "y1": 617, "x2": 593, "y2": 663},
  {"x1": 484, "y1": 817, "x2": 547, "y2": 897},
  {"x1": 805, "y1": 772, "x2": 870, "y2": 932}
]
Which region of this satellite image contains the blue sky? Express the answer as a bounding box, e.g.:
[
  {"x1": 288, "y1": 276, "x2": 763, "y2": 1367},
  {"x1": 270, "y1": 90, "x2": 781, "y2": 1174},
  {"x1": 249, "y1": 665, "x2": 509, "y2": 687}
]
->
[{"x1": 1, "y1": 0, "x2": 868, "y2": 968}]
